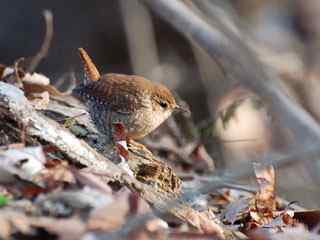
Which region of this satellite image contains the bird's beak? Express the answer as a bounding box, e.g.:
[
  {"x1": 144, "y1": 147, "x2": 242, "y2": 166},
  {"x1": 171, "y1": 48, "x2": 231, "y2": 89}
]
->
[{"x1": 174, "y1": 104, "x2": 191, "y2": 115}]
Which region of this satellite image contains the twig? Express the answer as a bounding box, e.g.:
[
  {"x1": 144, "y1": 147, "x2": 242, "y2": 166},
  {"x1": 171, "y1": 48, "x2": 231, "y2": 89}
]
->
[
  {"x1": 27, "y1": 10, "x2": 53, "y2": 73},
  {"x1": 14, "y1": 57, "x2": 24, "y2": 79}
]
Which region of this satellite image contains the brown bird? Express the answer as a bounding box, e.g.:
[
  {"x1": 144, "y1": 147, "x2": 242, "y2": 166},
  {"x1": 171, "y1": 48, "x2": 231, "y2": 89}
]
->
[{"x1": 73, "y1": 48, "x2": 187, "y2": 142}]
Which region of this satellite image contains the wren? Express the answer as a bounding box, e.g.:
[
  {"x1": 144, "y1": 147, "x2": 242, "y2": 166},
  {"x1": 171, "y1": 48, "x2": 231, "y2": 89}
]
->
[{"x1": 72, "y1": 48, "x2": 187, "y2": 142}]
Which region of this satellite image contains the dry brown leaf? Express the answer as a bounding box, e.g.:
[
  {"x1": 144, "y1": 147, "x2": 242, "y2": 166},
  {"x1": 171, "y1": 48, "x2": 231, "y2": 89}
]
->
[
  {"x1": 254, "y1": 163, "x2": 276, "y2": 211},
  {"x1": 23, "y1": 81, "x2": 65, "y2": 97},
  {"x1": 234, "y1": 164, "x2": 276, "y2": 230},
  {"x1": 222, "y1": 164, "x2": 298, "y2": 233},
  {"x1": 0, "y1": 64, "x2": 65, "y2": 97},
  {"x1": 262, "y1": 209, "x2": 295, "y2": 230}
]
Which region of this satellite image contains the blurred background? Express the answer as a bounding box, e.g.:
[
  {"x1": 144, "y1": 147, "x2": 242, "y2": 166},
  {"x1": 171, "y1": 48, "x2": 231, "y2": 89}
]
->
[{"x1": 2, "y1": 0, "x2": 320, "y2": 208}]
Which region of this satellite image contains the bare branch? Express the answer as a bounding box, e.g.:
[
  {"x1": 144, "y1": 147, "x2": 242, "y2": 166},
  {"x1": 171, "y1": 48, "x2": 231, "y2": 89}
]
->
[
  {"x1": 27, "y1": 10, "x2": 54, "y2": 73},
  {"x1": 140, "y1": 0, "x2": 320, "y2": 146}
]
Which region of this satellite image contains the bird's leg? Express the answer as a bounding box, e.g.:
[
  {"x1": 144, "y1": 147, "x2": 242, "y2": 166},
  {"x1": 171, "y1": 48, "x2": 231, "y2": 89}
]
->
[{"x1": 112, "y1": 122, "x2": 134, "y2": 176}]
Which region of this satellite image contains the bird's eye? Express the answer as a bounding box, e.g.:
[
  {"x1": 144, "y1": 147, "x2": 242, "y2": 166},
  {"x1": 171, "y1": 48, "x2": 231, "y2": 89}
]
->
[{"x1": 159, "y1": 101, "x2": 168, "y2": 109}]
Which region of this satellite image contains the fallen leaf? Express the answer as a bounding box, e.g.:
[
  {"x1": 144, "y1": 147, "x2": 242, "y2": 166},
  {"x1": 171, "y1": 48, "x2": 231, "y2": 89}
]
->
[
  {"x1": 23, "y1": 81, "x2": 65, "y2": 97},
  {"x1": 253, "y1": 163, "x2": 276, "y2": 211}
]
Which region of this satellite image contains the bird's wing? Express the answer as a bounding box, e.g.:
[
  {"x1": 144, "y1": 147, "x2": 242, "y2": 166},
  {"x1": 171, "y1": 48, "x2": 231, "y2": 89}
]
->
[{"x1": 73, "y1": 74, "x2": 144, "y2": 114}]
